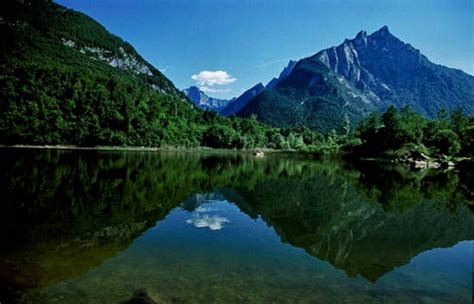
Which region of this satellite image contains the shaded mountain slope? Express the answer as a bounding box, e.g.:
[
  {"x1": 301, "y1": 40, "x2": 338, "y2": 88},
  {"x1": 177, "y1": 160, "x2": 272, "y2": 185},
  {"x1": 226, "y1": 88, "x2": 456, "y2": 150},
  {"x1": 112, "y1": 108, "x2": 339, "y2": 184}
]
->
[
  {"x1": 220, "y1": 83, "x2": 265, "y2": 116},
  {"x1": 238, "y1": 26, "x2": 474, "y2": 132}
]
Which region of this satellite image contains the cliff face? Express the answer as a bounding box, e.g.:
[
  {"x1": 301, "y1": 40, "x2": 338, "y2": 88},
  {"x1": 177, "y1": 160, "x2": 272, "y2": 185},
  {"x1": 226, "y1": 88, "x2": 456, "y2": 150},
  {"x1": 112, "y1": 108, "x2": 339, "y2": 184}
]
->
[
  {"x1": 1, "y1": 0, "x2": 181, "y2": 95},
  {"x1": 183, "y1": 86, "x2": 232, "y2": 111},
  {"x1": 238, "y1": 26, "x2": 474, "y2": 132}
]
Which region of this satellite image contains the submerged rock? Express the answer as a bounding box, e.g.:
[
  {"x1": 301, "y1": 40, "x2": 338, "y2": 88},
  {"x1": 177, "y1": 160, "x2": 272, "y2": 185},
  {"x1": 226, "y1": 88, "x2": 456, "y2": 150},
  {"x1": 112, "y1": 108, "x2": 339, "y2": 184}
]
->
[{"x1": 124, "y1": 289, "x2": 157, "y2": 304}]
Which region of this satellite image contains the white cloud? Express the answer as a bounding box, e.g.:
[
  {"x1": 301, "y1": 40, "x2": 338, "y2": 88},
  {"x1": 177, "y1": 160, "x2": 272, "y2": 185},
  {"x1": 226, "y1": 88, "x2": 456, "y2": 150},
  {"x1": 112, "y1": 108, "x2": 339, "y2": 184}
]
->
[
  {"x1": 186, "y1": 214, "x2": 230, "y2": 231},
  {"x1": 191, "y1": 70, "x2": 236, "y2": 86}
]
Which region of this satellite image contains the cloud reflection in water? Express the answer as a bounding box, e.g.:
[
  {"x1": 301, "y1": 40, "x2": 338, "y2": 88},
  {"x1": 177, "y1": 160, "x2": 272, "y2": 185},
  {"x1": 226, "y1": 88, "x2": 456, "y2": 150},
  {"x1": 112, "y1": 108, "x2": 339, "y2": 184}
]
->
[{"x1": 186, "y1": 213, "x2": 230, "y2": 231}]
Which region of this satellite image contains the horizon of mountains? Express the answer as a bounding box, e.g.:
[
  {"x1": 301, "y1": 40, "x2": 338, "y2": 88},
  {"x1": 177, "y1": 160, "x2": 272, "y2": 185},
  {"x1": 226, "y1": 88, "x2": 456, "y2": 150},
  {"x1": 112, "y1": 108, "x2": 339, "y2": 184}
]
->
[
  {"x1": 183, "y1": 83, "x2": 266, "y2": 115},
  {"x1": 191, "y1": 26, "x2": 473, "y2": 132},
  {"x1": 0, "y1": 0, "x2": 473, "y2": 146},
  {"x1": 183, "y1": 60, "x2": 297, "y2": 115}
]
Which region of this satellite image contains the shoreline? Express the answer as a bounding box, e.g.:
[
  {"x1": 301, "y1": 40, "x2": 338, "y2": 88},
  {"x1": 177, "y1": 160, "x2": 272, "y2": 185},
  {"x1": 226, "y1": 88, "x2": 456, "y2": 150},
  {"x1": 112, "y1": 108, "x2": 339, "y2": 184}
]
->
[
  {"x1": 2, "y1": 145, "x2": 471, "y2": 167},
  {"x1": 1, "y1": 144, "x2": 160, "y2": 152},
  {"x1": 0, "y1": 144, "x2": 290, "y2": 154}
]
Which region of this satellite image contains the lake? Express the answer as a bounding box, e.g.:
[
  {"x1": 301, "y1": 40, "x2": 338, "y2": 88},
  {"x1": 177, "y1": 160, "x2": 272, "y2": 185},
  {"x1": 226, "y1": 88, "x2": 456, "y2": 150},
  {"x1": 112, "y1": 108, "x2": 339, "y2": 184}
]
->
[{"x1": 0, "y1": 148, "x2": 472, "y2": 303}]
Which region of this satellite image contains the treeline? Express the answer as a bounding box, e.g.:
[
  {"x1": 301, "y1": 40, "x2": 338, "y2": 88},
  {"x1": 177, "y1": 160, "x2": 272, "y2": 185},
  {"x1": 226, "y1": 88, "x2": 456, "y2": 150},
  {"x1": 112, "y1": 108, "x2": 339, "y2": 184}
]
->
[
  {"x1": 5, "y1": 0, "x2": 472, "y2": 155},
  {"x1": 1, "y1": 61, "x2": 472, "y2": 156},
  {"x1": 0, "y1": 62, "x2": 330, "y2": 149},
  {"x1": 2, "y1": 62, "x2": 472, "y2": 156},
  {"x1": 0, "y1": 63, "x2": 196, "y2": 146},
  {"x1": 346, "y1": 106, "x2": 474, "y2": 158},
  {"x1": 0, "y1": 0, "x2": 334, "y2": 152}
]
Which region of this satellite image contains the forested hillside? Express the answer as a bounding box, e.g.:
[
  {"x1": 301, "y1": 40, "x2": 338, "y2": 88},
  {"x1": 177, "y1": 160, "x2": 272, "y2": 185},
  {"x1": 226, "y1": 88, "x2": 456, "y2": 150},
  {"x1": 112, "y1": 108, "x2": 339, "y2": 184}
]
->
[
  {"x1": 0, "y1": 0, "x2": 323, "y2": 149},
  {"x1": 1, "y1": 1, "x2": 472, "y2": 157}
]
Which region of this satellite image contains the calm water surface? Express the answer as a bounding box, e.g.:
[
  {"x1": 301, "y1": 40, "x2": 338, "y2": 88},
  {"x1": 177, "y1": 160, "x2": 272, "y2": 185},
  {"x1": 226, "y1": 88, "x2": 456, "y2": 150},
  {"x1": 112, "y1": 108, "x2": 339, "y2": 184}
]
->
[{"x1": 0, "y1": 149, "x2": 473, "y2": 303}]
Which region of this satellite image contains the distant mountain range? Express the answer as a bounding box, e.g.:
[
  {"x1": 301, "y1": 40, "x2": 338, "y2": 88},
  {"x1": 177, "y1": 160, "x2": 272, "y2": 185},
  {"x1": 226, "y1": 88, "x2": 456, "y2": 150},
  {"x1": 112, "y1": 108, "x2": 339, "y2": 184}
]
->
[
  {"x1": 2, "y1": 0, "x2": 472, "y2": 142},
  {"x1": 183, "y1": 83, "x2": 266, "y2": 115},
  {"x1": 234, "y1": 26, "x2": 474, "y2": 132},
  {"x1": 183, "y1": 60, "x2": 297, "y2": 115},
  {"x1": 183, "y1": 86, "x2": 233, "y2": 112}
]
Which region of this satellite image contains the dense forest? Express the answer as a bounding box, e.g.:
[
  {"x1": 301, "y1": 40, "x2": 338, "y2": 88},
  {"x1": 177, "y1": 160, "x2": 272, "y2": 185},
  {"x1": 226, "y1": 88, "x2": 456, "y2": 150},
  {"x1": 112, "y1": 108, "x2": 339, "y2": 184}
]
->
[
  {"x1": 0, "y1": 59, "x2": 330, "y2": 148},
  {"x1": 0, "y1": 0, "x2": 473, "y2": 159},
  {"x1": 348, "y1": 106, "x2": 474, "y2": 158},
  {"x1": 0, "y1": 0, "x2": 332, "y2": 150},
  {"x1": 0, "y1": 60, "x2": 472, "y2": 156}
]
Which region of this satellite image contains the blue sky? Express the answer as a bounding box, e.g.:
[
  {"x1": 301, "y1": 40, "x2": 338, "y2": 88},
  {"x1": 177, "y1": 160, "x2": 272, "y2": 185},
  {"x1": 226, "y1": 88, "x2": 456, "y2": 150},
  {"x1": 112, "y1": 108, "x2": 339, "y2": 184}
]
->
[{"x1": 56, "y1": 0, "x2": 473, "y2": 99}]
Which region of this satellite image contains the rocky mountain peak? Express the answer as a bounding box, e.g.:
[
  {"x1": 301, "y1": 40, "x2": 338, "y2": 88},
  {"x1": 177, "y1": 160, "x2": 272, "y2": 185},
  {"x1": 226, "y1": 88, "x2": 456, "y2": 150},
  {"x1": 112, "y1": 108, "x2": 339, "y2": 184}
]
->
[
  {"x1": 279, "y1": 60, "x2": 297, "y2": 78},
  {"x1": 367, "y1": 25, "x2": 405, "y2": 47},
  {"x1": 265, "y1": 60, "x2": 297, "y2": 89},
  {"x1": 355, "y1": 30, "x2": 368, "y2": 39},
  {"x1": 186, "y1": 86, "x2": 200, "y2": 94},
  {"x1": 183, "y1": 86, "x2": 231, "y2": 112},
  {"x1": 374, "y1": 25, "x2": 390, "y2": 35},
  {"x1": 369, "y1": 25, "x2": 395, "y2": 41},
  {"x1": 183, "y1": 86, "x2": 202, "y2": 102},
  {"x1": 353, "y1": 30, "x2": 368, "y2": 47},
  {"x1": 253, "y1": 82, "x2": 265, "y2": 91},
  {"x1": 237, "y1": 26, "x2": 473, "y2": 130}
]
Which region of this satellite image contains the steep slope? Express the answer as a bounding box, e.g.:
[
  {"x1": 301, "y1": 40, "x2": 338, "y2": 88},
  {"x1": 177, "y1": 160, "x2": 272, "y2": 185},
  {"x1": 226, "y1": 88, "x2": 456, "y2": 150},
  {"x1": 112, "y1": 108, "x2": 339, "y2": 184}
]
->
[
  {"x1": 0, "y1": 0, "x2": 312, "y2": 149},
  {"x1": 239, "y1": 57, "x2": 377, "y2": 132},
  {"x1": 315, "y1": 26, "x2": 474, "y2": 115},
  {"x1": 238, "y1": 26, "x2": 474, "y2": 132},
  {"x1": 220, "y1": 83, "x2": 265, "y2": 116},
  {"x1": 0, "y1": 0, "x2": 201, "y2": 146},
  {"x1": 0, "y1": 0, "x2": 179, "y2": 95},
  {"x1": 266, "y1": 60, "x2": 297, "y2": 89},
  {"x1": 183, "y1": 86, "x2": 232, "y2": 111}
]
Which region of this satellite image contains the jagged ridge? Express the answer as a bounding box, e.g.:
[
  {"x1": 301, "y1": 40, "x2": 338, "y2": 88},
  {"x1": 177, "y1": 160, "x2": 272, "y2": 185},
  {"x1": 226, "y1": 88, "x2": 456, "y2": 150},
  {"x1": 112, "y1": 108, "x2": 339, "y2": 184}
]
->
[{"x1": 237, "y1": 26, "x2": 474, "y2": 132}]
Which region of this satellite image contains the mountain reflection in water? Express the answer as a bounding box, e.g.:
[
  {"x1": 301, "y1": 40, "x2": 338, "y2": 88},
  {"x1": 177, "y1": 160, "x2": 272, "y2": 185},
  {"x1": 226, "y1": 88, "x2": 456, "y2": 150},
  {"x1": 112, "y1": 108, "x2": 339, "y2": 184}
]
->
[{"x1": 0, "y1": 149, "x2": 472, "y2": 303}]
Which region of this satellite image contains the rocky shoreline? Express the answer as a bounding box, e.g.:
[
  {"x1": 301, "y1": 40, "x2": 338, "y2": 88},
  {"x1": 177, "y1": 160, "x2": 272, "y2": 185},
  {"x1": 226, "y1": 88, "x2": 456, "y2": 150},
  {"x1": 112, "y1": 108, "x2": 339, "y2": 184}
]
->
[{"x1": 393, "y1": 151, "x2": 461, "y2": 170}]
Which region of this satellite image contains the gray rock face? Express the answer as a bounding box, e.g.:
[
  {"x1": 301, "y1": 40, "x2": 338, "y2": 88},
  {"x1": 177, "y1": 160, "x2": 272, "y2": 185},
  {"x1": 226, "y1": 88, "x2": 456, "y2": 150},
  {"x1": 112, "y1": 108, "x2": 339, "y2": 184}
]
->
[
  {"x1": 314, "y1": 26, "x2": 474, "y2": 116},
  {"x1": 60, "y1": 38, "x2": 179, "y2": 95},
  {"x1": 183, "y1": 86, "x2": 232, "y2": 111},
  {"x1": 62, "y1": 39, "x2": 153, "y2": 76},
  {"x1": 237, "y1": 26, "x2": 474, "y2": 132}
]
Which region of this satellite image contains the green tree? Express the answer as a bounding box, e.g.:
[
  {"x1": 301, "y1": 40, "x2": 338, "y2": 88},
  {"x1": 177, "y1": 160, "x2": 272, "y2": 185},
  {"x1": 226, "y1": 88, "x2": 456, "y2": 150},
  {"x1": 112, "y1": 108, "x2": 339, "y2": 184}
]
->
[
  {"x1": 430, "y1": 129, "x2": 461, "y2": 155},
  {"x1": 356, "y1": 112, "x2": 381, "y2": 144},
  {"x1": 202, "y1": 125, "x2": 238, "y2": 148}
]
